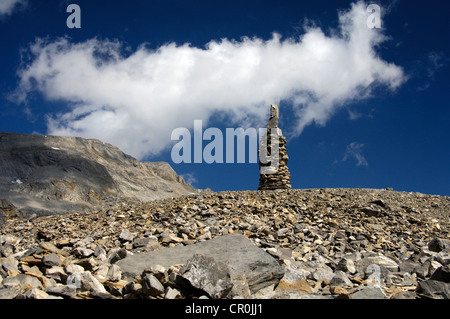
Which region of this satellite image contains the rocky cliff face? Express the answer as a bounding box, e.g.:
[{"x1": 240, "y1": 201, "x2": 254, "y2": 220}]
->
[{"x1": 0, "y1": 132, "x2": 197, "y2": 218}]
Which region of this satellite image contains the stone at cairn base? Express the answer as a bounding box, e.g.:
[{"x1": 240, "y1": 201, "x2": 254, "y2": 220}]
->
[{"x1": 258, "y1": 104, "x2": 291, "y2": 190}]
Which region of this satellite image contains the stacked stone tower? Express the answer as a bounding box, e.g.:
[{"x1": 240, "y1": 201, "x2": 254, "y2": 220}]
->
[{"x1": 258, "y1": 104, "x2": 291, "y2": 190}]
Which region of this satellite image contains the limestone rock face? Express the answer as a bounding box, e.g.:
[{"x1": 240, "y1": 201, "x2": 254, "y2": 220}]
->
[
  {"x1": 258, "y1": 105, "x2": 291, "y2": 190},
  {"x1": 0, "y1": 132, "x2": 198, "y2": 218}
]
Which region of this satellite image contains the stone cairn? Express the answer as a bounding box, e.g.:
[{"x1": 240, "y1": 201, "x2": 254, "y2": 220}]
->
[{"x1": 258, "y1": 104, "x2": 291, "y2": 190}]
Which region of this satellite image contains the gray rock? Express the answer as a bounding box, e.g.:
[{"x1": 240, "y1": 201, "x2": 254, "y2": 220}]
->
[
  {"x1": 430, "y1": 265, "x2": 450, "y2": 283},
  {"x1": 360, "y1": 207, "x2": 381, "y2": 217},
  {"x1": 106, "y1": 264, "x2": 122, "y2": 282},
  {"x1": 428, "y1": 238, "x2": 449, "y2": 253},
  {"x1": 429, "y1": 260, "x2": 443, "y2": 275},
  {"x1": 164, "y1": 286, "x2": 182, "y2": 299},
  {"x1": 413, "y1": 261, "x2": 431, "y2": 279},
  {"x1": 1, "y1": 242, "x2": 14, "y2": 257},
  {"x1": 276, "y1": 228, "x2": 290, "y2": 237},
  {"x1": 117, "y1": 234, "x2": 284, "y2": 294},
  {"x1": 45, "y1": 285, "x2": 77, "y2": 298},
  {"x1": 93, "y1": 263, "x2": 109, "y2": 281},
  {"x1": 123, "y1": 281, "x2": 143, "y2": 296},
  {"x1": 107, "y1": 248, "x2": 131, "y2": 264},
  {"x1": 350, "y1": 287, "x2": 387, "y2": 299},
  {"x1": 42, "y1": 253, "x2": 61, "y2": 267},
  {"x1": 132, "y1": 237, "x2": 148, "y2": 248},
  {"x1": 119, "y1": 229, "x2": 136, "y2": 242},
  {"x1": 74, "y1": 256, "x2": 98, "y2": 272},
  {"x1": 178, "y1": 254, "x2": 233, "y2": 299},
  {"x1": 141, "y1": 273, "x2": 165, "y2": 297},
  {"x1": 73, "y1": 247, "x2": 94, "y2": 258},
  {"x1": 66, "y1": 271, "x2": 107, "y2": 294},
  {"x1": 289, "y1": 261, "x2": 315, "y2": 279},
  {"x1": 310, "y1": 263, "x2": 334, "y2": 281},
  {"x1": 366, "y1": 255, "x2": 399, "y2": 272},
  {"x1": 418, "y1": 280, "x2": 450, "y2": 299},
  {"x1": 336, "y1": 257, "x2": 356, "y2": 274},
  {"x1": 0, "y1": 286, "x2": 23, "y2": 299},
  {"x1": 65, "y1": 264, "x2": 84, "y2": 275},
  {"x1": 143, "y1": 264, "x2": 167, "y2": 283},
  {"x1": 435, "y1": 251, "x2": 450, "y2": 266},
  {"x1": 94, "y1": 246, "x2": 107, "y2": 260},
  {"x1": 133, "y1": 237, "x2": 160, "y2": 251},
  {"x1": 329, "y1": 271, "x2": 353, "y2": 287},
  {"x1": 229, "y1": 275, "x2": 251, "y2": 298},
  {"x1": 45, "y1": 266, "x2": 68, "y2": 283},
  {"x1": 267, "y1": 247, "x2": 292, "y2": 260},
  {"x1": 1, "y1": 257, "x2": 19, "y2": 273},
  {"x1": 40, "y1": 241, "x2": 69, "y2": 257},
  {"x1": 390, "y1": 290, "x2": 417, "y2": 299},
  {"x1": 88, "y1": 290, "x2": 118, "y2": 299},
  {"x1": 355, "y1": 256, "x2": 393, "y2": 282},
  {"x1": 24, "y1": 287, "x2": 49, "y2": 299},
  {"x1": 282, "y1": 265, "x2": 308, "y2": 282},
  {"x1": 2, "y1": 274, "x2": 43, "y2": 290},
  {"x1": 0, "y1": 234, "x2": 20, "y2": 246},
  {"x1": 399, "y1": 260, "x2": 420, "y2": 274},
  {"x1": 298, "y1": 293, "x2": 335, "y2": 299}
]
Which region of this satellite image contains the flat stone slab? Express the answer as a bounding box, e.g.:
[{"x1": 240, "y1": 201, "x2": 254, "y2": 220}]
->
[{"x1": 117, "y1": 234, "x2": 284, "y2": 293}]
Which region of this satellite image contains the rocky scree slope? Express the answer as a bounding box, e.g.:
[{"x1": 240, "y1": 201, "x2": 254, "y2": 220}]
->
[
  {"x1": 0, "y1": 132, "x2": 197, "y2": 219},
  {"x1": 1, "y1": 188, "x2": 449, "y2": 299}
]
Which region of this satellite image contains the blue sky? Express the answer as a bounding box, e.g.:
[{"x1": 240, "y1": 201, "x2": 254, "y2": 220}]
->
[{"x1": 0, "y1": 0, "x2": 449, "y2": 196}]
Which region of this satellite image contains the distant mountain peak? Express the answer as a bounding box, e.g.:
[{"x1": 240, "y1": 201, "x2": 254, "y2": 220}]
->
[{"x1": 0, "y1": 132, "x2": 199, "y2": 219}]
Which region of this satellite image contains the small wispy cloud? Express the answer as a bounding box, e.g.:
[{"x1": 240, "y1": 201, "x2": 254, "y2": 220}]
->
[
  {"x1": 347, "y1": 108, "x2": 363, "y2": 120},
  {"x1": 426, "y1": 51, "x2": 446, "y2": 79},
  {"x1": 181, "y1": 173, "x2": 197, "y2": 186},
  {"x1": 347, "y1": 107, "x2": 375, "y2": 120},
  {"x1": 0, "y1": 0, "x2": 26, "y2": 17},
  {"x1": 343, "y1": 142, "x2": 368, "y2": 167},
  {"x1": 417, "y1": 51, "x2": 447, "y2": 91}
]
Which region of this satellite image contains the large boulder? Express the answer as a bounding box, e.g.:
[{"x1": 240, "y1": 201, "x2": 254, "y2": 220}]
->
[{"x1": 117, "y1": 234, "x2": 284, "y2": 295}]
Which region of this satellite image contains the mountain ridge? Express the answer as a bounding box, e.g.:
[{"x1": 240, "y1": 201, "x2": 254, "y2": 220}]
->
[{"x1": 0, "y1": 132, "x2": 198, "y2": 220}]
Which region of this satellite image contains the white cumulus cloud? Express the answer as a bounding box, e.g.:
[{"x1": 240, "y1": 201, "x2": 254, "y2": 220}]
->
[
  {"x1": 14, "y1": 1, "x2": 405, "y2": 160},
  {"x1": 0, "y1": 0, "x2": 26, "y2": 16}
]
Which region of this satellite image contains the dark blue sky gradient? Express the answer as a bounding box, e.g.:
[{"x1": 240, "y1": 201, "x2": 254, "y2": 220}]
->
[{"x1": 0, "y1": 1, "x2": 449, "y2": 195}]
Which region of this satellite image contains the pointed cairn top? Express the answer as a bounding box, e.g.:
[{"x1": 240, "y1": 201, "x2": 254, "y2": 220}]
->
[
  {"x1": 258, "y1": 104, "x2": 291, "y2": 190},
  {"x1": 266, "y1": 104, "x2": 279, "y2": 129}
]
